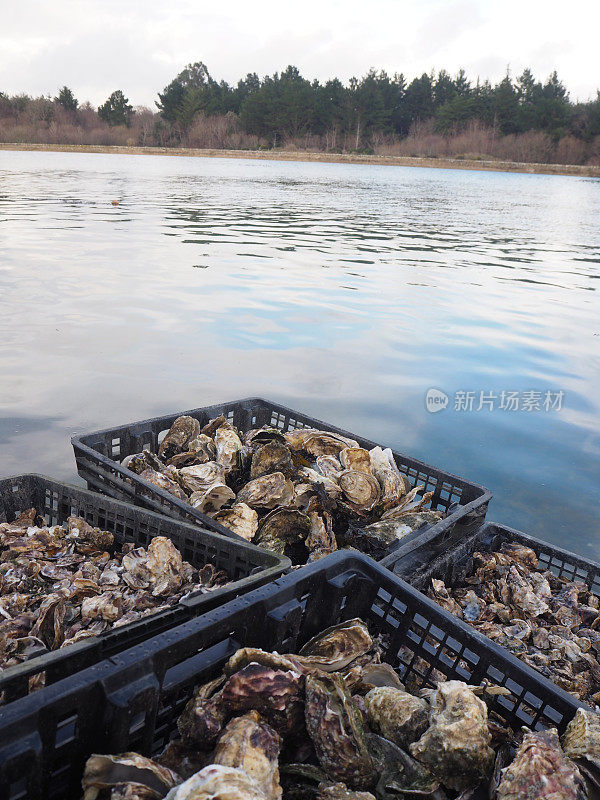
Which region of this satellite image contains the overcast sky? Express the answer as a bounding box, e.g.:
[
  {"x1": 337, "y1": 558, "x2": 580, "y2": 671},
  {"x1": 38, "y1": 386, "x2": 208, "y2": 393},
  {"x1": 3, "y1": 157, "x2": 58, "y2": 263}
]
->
[{"x1": 1, "y1": 0, "x2": 598, "y2": 107}]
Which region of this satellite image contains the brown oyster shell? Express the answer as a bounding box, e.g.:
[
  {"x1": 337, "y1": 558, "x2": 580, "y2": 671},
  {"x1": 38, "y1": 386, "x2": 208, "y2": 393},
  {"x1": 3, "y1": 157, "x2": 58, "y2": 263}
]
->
[
  {"x1": 237, "y1": 472, "x2": 294, "y2": 509},
  {"x1": 158, "y1": 416, "x2": 201, "y2": 460},
  {"x1": 82, "y1": 753, "x2": 181, "y2": 800},
  {"x1": 298, "y1": 618, "x2": 372, "y2": 671},
  {"x1": 365, "y1": 686, "x2": 429, "y2": 749},
  {"x1": 339, "y1": 448, "x2": 372, "y2": 475},
  {"x1": 317, "y1": 783, "x2": 376, "y2": 800},
  {"x1": 213, "y1": 503, "x2": 259, "y2": 541},
  {"x1": 213, "y1": 710, "x2": 282, "y2": 800},
  {"x1": 221, "y1": 663, "x2": 304, "y2": 735},
  {"x1": 562, "y1": 707, "x2": 600, "y2": 771},
  {"x1": 497, "y1": 729, "x2": 585, "y2": 800},
  {"x1": 254, "y1": 508, "x2": 311, "y2": 556},
  {"x1": 305, "y1": 672, "x2": 374, "y2": 790},
  {"x1": 338, "y1": 471, "x2": 380, "y2": 512},
  {"x1": 285, "y1": 429, "x2": 360, "y2": 457},
  {"x1": 224, "y1": 648, "x2": 301, "y2": 676},
  {"x1": 315, "y1": 455, "x2": 344, "y2": 480},
  {"x1": 251, "y1": 442, "x2": 294, "y2": 479},
  {"x1": 164, "y1": 765, "x2": 267, "y2": 800},
  {"x1": 145, "y1": 536, "x2": 183, "y2": 596},
  {"x1": 409, "y1": 680, "x2": 494, "y2": 792},
  {"x1": 67, "y1": 516, "x2": 114, "y2": 550},
  {"x1": 306, "y1": 511, "x2": 337, "y2": 557},
  {"x1": 177, "y1": 675, "x2": 227, "y2": 748},
  {"x1": 189, "y1": 482, "x2": 235, "y2": 514},
  {"x1": 215, "y1": 426, "x2": 243, "y2": 473},
  {"x1": 368, "y1": 447, "x2": 410, "y2": 508},
  {"x1": 178, "y1": 462, "x2": 225, "y2": 495},
  {"x1": 139, "y1": 468, "x2": 187, "y2": 500}
]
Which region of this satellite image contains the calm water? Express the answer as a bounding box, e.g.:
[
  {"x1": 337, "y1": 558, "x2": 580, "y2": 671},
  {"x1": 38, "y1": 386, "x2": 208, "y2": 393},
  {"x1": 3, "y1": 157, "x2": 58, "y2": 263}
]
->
[{"x1": 1, "y1": 150, "x2": 599, "y2": 557}]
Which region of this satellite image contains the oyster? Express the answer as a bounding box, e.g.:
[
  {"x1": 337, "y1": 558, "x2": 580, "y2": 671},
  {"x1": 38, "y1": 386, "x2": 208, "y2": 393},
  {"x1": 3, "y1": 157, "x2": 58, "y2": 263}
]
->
[
  {"x1": 122, "y1": 451, "x2": 165, "y2": 475},
  {"x1": 562, "y1": 707, "x2": 600, "y2": 770},
  {"x1": 251, "y1": 443, "x2": 294, "y2": 479},
  {"x1": 82, "y1": 753, "x2": 181, "y2": 800},
  {"x1": 306, "y1": 511, "x2": 337, "y2": 559},
  {"x1": 315, "y1": 455, "x2": 344, "y2": 480},
  {"x1": 305, "y1": 672, "x2": 374, "y2": 789},
  {"x1": 178, "y1": 462, "x2": 225, "y2": 494},
  {"x1": 139, "y1": 468, "x2": 187, "y2": 501},
  {"x1": 255, "y1": 509, "x2": 311, "y2": 557},
  {"x1": 177, "y1": 675, "x2": 228, "y2": 748},
  {"x1": 237, "y1": 473, "x2": 294, "y2": 509},
  {"x1": 496, "y1": 729, "x2": 585, "y2": 800},
  {"x1": 213, "y1": 503, "x2": 259, "y2": 542},
  {"x1": 365, "y1": 687, "x2": 429, "y2": 749},
  {"x1": 366, "y1": 732, "x2": 439, "y2": 798},
  {"x1": 298, "y1": 468, "x2": 342, "y2": 501},
  {"x1": 339, "y1": 448, "x2": 372, "y2": 475},
  {"x1": 215, "y1": 426, "x2": 243, "y2": 473},
  {"x1": 368, "y1": 447, "x2": 410, "y2": 509},
  {"x1": 145, "y1": 536, "x2": 183, "y2": 596},
  {"x1": 299, "y1": 619, "x2": 372, "y2": 671},
  {"x1": 213, "y1": 710, "x2": 282, "y2": 800},
  {"x1": 410, "y1": 681, "x2": 494, "y2": 791},
  {"x1": 164, "y1": 765, "x2": 268, "y2": 800},
  {"x1": 343, "y1": 520, "x2": 412, "y2": 560},
  {"x1": 285, "y1": 429, "x2": 360, "y2": 457},
  {"x1": 224, "y1": 648, "x2": 301, "y2": 676},
  {"x1": 158, "y1": 416, "x2": 201, "y2": 460},
  {"x1": 338, "y1": 471, "x2": 380, "y2": 512},
  {"x1": 189, "y1": 483, "x2": 236, "y2": 514},
  {"x1": 221, "y1": 663, "x2": 304, "y2": 735}
]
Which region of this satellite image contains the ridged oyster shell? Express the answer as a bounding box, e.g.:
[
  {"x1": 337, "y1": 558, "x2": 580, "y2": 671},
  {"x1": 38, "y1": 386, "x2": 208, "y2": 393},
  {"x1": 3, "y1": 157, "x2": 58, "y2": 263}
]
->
[
  {"x1": 562, "y1": 707, "x2": 600, "y2": 770},
  {"x1": 305, "y1": 672, "x2": 374, "y2": 790},
  {"x1": 164, "y1": 765, "x2": 268, "y2": 800},
  {"x1": 409, "y1": 680, "x2": 494, "y2": 791},
  {"x1": 82, "y1": 753, "x2": 181, "y2": 800},
  {"x1": 365, "y1": 687, "x2": 429, "y2": 749},
  {"x1": 213, "y1": 503, "x2": 258, "y2": 542},
  {"x1": 213, "y1": 710, "x2": 282, "y2": 800},
  {"x1": 237, "y1": 473, "x2": 294, "y2": 509},
  {"x1": 497, "y1": 729, "x2": 585, "y2": 800},
  {"x1": 158, "y1": 416, "x2": 201, "y2": 460},
  {"x1": 299, "y1": 619, "x2": 372, "y2": 672}
]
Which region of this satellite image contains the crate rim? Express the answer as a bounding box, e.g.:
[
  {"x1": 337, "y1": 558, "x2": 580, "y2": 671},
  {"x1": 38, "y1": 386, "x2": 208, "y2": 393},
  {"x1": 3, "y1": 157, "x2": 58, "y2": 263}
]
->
[{"x1": 72, "y1": 396, "x2": 493, "y2": 553}]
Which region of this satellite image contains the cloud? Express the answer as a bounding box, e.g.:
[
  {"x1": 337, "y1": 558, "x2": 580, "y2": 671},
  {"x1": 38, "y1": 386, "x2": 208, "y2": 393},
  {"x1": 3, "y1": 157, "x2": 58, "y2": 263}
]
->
[{"x1": 0, "y1": 0, "x2": 598, "y2": 105}]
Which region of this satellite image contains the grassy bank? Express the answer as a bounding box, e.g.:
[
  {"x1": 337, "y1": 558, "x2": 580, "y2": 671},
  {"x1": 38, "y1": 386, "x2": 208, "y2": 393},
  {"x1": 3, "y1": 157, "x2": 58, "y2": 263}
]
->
[{"x1": 2, "y1": 141, "x2": 600, "y2": 178}]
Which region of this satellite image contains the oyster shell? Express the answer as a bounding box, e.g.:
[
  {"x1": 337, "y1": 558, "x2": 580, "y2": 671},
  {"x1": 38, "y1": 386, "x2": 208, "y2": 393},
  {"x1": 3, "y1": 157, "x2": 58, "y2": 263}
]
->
[
  {"x1": 316, "y1": 455, "x2": 344, "y2": 480},
  {"x1": 365, "y1": 686, "x2": 429, "y2": 749},
  {"x1": 299, "y1": 619, "x2": 372, "y2": 671},
  {"x1": 360, "y1": 663, "x2": 404, "y2": 690},
  {"x1": 285, "y1": 429, "x2": 360, "y2": 457},
  {"x1": 82, "y1": 753, "x2": 181, "y2": 800},
  {"x1": 366, "y1": 732, "x2": 439, "y2": 798},
  {"x1": 251, "y1": 443, "x2": 294, "y2": 479},
  {"x1": 306, "y1": 511, "x2": 337, "y2": 558},
  {"x1": 81, "y1": 591, "x2": 123, "y2": 623},
  {"x1": 410, "y1": 680, "x2": 494, "y2": 791},
  {"x1": 178, "y1": 462, "x2": 225, "y2": 495},
  {"x1": 67, "y1": 516, "x2": 115, "y2": 550},
  {"x1": 177, "y1": 675, "x2": 228, "y2": 748},
  {"x1": 339, "y1": 448, "x2": 372, "y2": 475},
  {"x1": 338, "y1": 471, "x2": 380, "y2": 512},
  {"x1": 215, "y1": 426, "x2": 243, "y2": 474},
  {"x1": 122, "y1": 451, "x2": 165, "y2": 475},
  {"x1": 189, "y1": 483, "x2": 236, "y2": 514},
  {"x1": 305, "y1": 672, "x2": 374, "y2": 790},
  {"x1": 562, "y1": 707, "x2": 600, "y2": 770},
  {"x1": 145, "y1": 536, "x2": 183, "y2": 596},
  {"x1": 317, "y1": 784, "x2": 376, "y2": 800},
  {"x1": 139, "y1": 468, "x2": 187, "y2": 501},
  {"x1": 255, "y1": 508, "x2": 311, "y2": 557},
  {"x1": 298, "y1": 468, "x2": 342, "y2": 501},
  {"x1": 213, "y1": 503, "x2": 259, "y2": 542},
  {"x1": 164, "y1": 765, "x2": 268, "y2": 800},
  {"x1": 158, "y1": 416, "x2": 201, "y2": 460},
  {"x1": 213, "y1": 710, "x2": 282, "y2": 800},
  {"x1": 221, "y1": 663, "x2": 304, "y2": 735},
  {"x1": 368, "y1": 447, "x2": 410, "y2": 509},
  {"x1": 237, "y1": 473, "x2": 294, "y2": 509},
  {"x1": 343, "y1": 520, "x2": 412, "y2": 560},
  {"x1": 224, "y1": 648, "x2": 301, "y2": 676},
  {"x1": 496, "y1": 729, "x2": 585, "y2": 800}
]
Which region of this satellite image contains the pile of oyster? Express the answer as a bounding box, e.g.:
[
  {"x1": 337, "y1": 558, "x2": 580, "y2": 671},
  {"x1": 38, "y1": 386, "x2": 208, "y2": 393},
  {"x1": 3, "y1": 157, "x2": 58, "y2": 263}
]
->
[
  {"x1": 427, "y1": 541, "x2": 600, "y2": 706},
  {"x1": 81, "y1": 618, "x2": 599, "y2": 800},
  {"x1": 122, "y1": 415, "x2": 443, "y2": 563},
  {"x1": 0, "y1": 508, "x2": 226, "y2": 681}
]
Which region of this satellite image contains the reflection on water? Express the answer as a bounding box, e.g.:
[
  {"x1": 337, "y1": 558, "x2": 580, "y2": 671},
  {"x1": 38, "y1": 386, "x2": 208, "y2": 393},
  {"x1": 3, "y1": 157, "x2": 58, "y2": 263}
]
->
[{"x1": 0, "y1": 151, "x2": 599, "y2": 556}]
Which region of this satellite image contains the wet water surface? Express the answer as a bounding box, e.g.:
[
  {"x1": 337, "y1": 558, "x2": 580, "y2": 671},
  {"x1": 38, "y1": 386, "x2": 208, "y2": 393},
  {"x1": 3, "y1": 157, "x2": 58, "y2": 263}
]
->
[{"x1": 0, "y1": 150, "x2": 599, "y2": 556}]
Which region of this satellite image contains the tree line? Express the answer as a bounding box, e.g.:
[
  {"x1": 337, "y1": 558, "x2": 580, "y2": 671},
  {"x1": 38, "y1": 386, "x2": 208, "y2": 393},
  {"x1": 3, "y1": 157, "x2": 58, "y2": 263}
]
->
[{"x1": 1, "y1": 64, "x2": 600, "y2": 164}]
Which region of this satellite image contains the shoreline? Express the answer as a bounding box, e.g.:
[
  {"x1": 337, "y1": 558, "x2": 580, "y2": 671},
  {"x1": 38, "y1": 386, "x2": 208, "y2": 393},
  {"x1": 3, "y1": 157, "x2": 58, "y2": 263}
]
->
[{"x1": 2, "y1": 141, "x2": 599, "y2": 178}]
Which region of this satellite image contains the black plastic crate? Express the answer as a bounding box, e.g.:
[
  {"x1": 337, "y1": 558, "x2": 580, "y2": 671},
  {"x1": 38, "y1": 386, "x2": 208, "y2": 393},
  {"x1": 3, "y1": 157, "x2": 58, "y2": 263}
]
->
[
  {"x1": 382, "y1": 519, "x2": 600, "y2": 594},
  {"x1": 0, "y1": 551, "x2": 585, "y2": 800},
  {"x1": 72, "y1": 397, "x2": 492, "y2": 560},
  {"x1": 0, "y1": 474, "x2": 288, "y2": 705}
]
